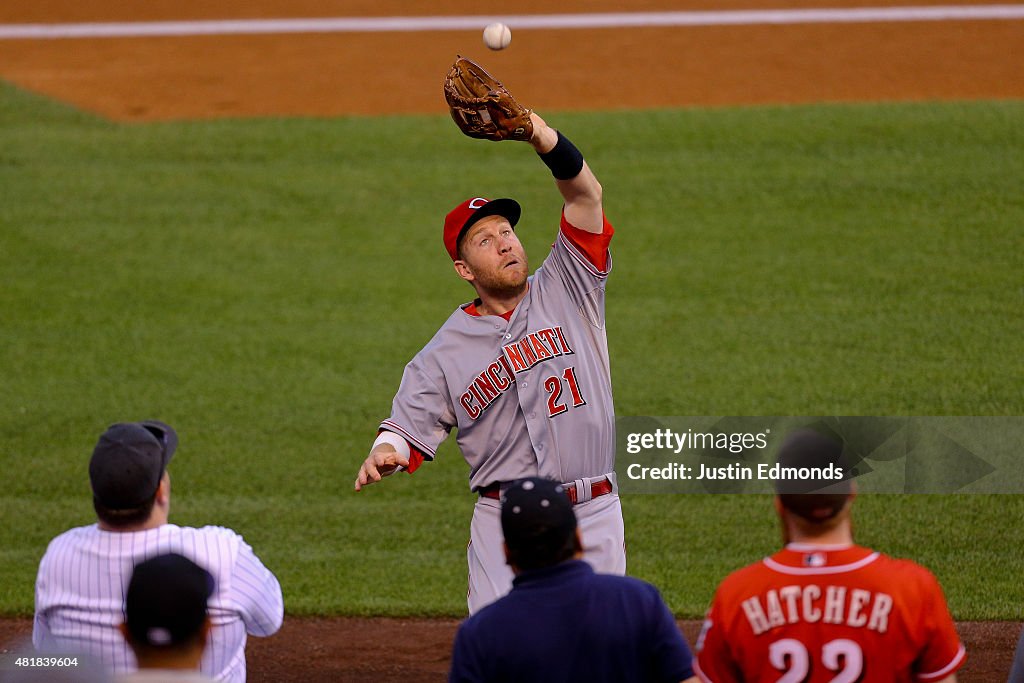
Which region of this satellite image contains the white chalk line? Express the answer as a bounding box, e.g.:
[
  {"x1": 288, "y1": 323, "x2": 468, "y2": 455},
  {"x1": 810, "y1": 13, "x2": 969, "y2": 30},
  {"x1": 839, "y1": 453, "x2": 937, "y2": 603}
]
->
[{"x1": 0, "y1": 6, "x2": 1022, "y2": 40}]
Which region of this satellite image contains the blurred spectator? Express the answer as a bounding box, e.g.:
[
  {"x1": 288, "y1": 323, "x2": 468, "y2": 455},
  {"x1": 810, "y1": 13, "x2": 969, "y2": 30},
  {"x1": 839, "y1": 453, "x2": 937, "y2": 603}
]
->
[
  {"x1": 34, "y1": 421, "x2": 283, "y2": 682},
  {"x1": 695, "y1": 428, "x2": 966, "y2": 682},
  {"x1": 117, "y1": 553, "x2": 215, "y2": 682},
  {"x1": 449, "y1": 477, "x2": 696, "y2": 683}
]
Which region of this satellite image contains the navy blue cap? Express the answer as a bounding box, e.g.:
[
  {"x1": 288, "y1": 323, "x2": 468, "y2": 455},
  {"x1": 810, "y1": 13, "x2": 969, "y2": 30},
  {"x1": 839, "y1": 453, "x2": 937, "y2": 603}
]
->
[
  {"x1": 501, "y1": 477, "x2": 577, "y2": 550},
  {"x1": 89, "y1": 421, "x2": 178, "y2": 509},
  {"x1": 125, "y1": 553, "x2": 214, "y2": 648}
]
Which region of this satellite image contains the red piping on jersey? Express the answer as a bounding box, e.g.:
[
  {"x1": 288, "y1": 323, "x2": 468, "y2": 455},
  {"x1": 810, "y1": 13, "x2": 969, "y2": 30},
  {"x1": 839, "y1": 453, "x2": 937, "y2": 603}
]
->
[
  {"x1": 762, "y1": 551, "x2": 881, "y2": 575},
  {"x1": 917, "y1": 645, "x2": 967, "y2": 681}
]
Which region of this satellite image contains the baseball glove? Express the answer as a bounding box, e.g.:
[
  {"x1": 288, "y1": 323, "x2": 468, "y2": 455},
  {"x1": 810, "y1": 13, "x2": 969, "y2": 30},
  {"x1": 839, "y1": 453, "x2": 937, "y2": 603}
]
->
[{"x1": 444, "y1": 55, "x2": 534, "y2": 142}]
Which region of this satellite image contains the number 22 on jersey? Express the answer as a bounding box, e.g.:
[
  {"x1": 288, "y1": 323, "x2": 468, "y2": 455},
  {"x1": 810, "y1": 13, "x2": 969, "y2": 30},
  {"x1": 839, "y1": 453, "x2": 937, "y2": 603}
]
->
[{"x1": 770, "y1": 638, "x2": 863, "y2": 683}]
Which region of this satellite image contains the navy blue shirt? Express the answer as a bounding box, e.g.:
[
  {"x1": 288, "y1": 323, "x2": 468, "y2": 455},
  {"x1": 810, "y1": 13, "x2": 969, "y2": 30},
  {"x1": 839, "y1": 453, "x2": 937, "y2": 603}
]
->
[{"x1": 449, "y1": 560, "x2": 694, "y2": 683}]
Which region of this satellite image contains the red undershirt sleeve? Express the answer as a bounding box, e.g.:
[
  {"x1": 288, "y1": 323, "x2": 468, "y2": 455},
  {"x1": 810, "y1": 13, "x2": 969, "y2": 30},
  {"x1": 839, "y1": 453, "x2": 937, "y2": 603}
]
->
[
  {"x1": 559, "y1": 212, "x2": 614, "y2": 272},
  {"x1": 406, "y1": 446, "x2": 426, "y2": 473}
]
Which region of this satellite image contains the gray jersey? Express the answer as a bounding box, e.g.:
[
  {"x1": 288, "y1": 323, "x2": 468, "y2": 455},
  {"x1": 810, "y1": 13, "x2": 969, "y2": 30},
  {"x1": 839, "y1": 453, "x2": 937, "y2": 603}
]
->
[{"x1": 381, "y1": 216, "x2": 615, "y2": 490}]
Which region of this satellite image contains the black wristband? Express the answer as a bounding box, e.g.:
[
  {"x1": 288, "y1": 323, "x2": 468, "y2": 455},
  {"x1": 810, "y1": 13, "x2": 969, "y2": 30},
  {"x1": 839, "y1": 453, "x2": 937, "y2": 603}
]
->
[{"x1": 538, "y1": 131, "x2": 585, "y2": 180}]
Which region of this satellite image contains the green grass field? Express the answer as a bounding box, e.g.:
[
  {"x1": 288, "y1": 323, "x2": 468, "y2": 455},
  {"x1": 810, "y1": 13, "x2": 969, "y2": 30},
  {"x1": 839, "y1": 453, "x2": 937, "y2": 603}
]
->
[{"x1": 2, "y1": 82, "x2": 1022, "y2": 619}]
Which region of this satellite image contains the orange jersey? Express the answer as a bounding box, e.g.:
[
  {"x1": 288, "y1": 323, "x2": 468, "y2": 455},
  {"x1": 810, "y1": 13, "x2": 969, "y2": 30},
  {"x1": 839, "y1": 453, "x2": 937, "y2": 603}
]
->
[{"x1": 695, "y1": 544, "x2": 965, "y2": 683}]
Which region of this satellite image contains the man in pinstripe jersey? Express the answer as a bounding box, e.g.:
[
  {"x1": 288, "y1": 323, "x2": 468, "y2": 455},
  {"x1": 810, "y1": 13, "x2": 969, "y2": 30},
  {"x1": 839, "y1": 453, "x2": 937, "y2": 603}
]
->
[{"x1": 32, "y1": 421, "x2": 283, "y2": 683}]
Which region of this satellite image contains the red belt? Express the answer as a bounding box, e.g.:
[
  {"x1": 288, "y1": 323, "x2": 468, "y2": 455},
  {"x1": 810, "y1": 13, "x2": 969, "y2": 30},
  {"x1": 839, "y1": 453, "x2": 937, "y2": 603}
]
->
[{"x1": 479, "y1": 477, "x2": 614, "y2": 505}]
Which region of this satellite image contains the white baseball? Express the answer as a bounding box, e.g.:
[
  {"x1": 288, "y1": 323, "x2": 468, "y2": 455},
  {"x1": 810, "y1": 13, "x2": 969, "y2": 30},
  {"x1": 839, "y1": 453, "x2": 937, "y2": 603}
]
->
[{"x1": 482, "y1": 23, "x2": 512, "y2": 51}]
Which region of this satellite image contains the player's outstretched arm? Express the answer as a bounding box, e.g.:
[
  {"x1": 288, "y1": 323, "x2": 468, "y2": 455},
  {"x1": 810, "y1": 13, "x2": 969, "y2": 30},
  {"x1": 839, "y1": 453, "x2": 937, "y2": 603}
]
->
[
  {"x1": 528, "y1": 112, "x2": 604, "y2": 234},
  {"x1": 354, "y1": 442, "x2": 410, "y2": 491}
]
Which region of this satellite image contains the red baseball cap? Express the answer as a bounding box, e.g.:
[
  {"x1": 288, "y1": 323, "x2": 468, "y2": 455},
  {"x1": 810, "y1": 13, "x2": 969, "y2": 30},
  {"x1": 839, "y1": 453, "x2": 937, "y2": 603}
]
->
[{"x1": 443, "y1": 197, "x2": 521, "y2": 261}]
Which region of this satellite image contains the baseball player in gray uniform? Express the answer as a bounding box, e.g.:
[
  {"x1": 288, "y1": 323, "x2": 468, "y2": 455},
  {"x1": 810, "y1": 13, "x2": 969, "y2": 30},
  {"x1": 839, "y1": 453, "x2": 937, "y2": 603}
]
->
[
  {"x1": 354, "y1": 111, "x2": 626, "y2": 613},
  {"x1": 34, "y1": 421, "x2": 283, "y2": 682}
]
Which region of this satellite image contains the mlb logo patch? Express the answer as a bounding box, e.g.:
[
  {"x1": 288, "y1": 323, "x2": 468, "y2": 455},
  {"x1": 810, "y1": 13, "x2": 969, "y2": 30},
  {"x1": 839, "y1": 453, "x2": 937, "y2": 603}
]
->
[{"x1": 803, "y1": 553, "x2": 827, "y2": 568}]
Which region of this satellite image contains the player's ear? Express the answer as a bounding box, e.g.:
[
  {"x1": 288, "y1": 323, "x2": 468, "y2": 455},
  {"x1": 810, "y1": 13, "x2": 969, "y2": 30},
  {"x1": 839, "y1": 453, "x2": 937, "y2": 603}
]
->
[
  {"x1": 773, "y1": 496, "x2": 792, "y2": 545},
  {"x1": 200, "y1": 616, "x2": 212, "y2": 639},
  {"x1": 453, "y1": 259, "x2": 475, "y2": 283},
  {"x1": 773, "y1": 496, "x2": 787, "y2": 522},
  {"x1": 156, "y1": 471, "x2": 171, "y2": 504}
]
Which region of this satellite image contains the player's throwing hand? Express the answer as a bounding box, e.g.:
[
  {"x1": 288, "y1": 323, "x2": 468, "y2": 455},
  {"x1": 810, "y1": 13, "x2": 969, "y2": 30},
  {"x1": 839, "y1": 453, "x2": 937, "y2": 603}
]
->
[{"x1": 354, "y1": 443, "x2": 410, "y2": 491}]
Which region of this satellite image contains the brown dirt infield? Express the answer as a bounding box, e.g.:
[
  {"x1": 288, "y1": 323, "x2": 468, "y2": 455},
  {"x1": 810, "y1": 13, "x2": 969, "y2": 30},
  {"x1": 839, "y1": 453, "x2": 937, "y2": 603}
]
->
[
  {"x1": 1, "y1": 617, "x2": 1020, "y2": 681},
  {"x1": 0, "y1": 0, "x2": 1022, "y2": 120},
  {"x1": 2, "y1": 0, "x2": 1022, "y2": 679}
]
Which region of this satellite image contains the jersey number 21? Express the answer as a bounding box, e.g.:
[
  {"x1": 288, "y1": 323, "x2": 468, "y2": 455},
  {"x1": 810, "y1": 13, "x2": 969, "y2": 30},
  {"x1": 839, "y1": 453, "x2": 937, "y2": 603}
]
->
[{"x1": 544, "y1": 366, "x2": 586, "y2": 417}]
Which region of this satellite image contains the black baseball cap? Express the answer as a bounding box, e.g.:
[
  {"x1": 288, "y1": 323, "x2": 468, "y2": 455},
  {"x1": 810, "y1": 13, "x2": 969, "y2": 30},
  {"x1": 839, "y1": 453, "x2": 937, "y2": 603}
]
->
[
  {"x1": 774, "y1": 428, "x2": 854, "y2": 521},
  {"x1": 501, "y1": 477, "x2": 577, "y2": 554},
  {"x1": 89, "y1": 421, "x2": 178, "y2": 509},
  {"x1": 125, "y1": 553, "x2": 214, "y2": 648}
]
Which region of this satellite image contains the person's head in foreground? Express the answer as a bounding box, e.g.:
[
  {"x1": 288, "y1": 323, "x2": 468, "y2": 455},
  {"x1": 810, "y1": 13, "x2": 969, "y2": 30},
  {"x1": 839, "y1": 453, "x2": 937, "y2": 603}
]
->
[
  {"x1": 120, "y1": 553, "x2": 214, "y2": 671},
  {"x1": 500, "y1": 477, "x2": 582, "y2": 573},
  {"x1": 773, "y1": 427, "x2": 855, "y2": 545}
]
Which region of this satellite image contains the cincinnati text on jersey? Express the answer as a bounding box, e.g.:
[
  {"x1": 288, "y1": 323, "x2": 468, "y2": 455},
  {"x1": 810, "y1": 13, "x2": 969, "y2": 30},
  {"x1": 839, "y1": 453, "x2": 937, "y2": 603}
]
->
[{"x1": 460, "y1": 326, "x2": 575, "y2": 420}]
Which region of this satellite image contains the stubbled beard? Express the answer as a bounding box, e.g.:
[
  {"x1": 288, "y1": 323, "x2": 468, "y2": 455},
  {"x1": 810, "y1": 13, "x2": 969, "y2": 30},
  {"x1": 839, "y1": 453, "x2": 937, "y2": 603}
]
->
[
  {"x1": 476, "y1": 271, "x2": 528, "y2": 299},
  {"x1": 471, "y1": 260, "x2": 528, "y2": 298}
]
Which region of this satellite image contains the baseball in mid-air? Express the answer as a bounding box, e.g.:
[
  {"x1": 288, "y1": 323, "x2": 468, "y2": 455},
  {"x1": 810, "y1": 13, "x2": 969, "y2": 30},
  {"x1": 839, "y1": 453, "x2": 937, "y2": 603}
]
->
[{"x1": 483, "y1": 23, "x2": 512, "y2": 50}]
